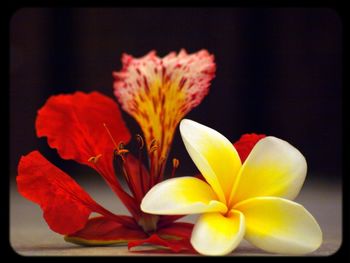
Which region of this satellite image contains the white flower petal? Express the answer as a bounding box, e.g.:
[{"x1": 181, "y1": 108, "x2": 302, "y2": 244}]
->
[
  {"x1": 141, "y1": 177, "x2": 227, "y2": 215},
  {"x1": 230, "y1": 136, "x2": 307, "y2": 204},
  {"x1": 180, "y1": 119, "x2": 242, "y2": 204},
  {"x1": 235, "y1": 197, "x2": 322, "y2": 255},
  {"x1": 191, "y1": 210, "x2": 245, "y2": 256}
]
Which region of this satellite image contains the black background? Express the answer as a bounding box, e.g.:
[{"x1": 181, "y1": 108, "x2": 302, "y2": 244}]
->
[{"x1": 10, "y1": 8, "x2": 342, "y2": 180}]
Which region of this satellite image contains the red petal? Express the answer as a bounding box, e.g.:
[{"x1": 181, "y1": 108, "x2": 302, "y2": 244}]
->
[
  {"x1": 65, "y1": 216, "x2": 147, "y2": 245},
  {"x1": 194, "y1": 173, "x2": 206, "y2": 181},
  {"x1": 35, "y1": 91, "x2": 140, "y2": 218},
  {"x1": 233, "y1": 133, "x2": 266, "y2": 162},
  {"x1": 36, "y1": 91, "x2": 130, "y2": 168},
  {"x1": 157, "y1": 222, "x2": 194, "y2": 239},
  {"x1": 158, "y1": 215, "x2": 185, "y2": 227},
  {"x1": 128, "y1": 234, "x2": 195, "y2": 253},
  {"x1": 17, "y1": 151, "x2": 136, "y2": 234}
]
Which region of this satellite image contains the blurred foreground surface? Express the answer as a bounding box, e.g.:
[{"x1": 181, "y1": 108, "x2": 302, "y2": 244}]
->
[{"x1": 10, "y1": 176, "x2": 342, "y2": 256}]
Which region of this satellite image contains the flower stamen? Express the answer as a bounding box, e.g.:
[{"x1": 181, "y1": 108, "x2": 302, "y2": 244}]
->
[
  {"x1": 88, "y1": 154, "x2": 102, "y2": 164},
  {"x1": 103, "y1": 123, "x2": 118, "y2": 148},
  {"x1": 117, "y1": 149, "x2": 129, "y2": 155},
  {"x1": 155, "y1": 156, "x2": 166, "y2": 183},
  {"x1": 149, "y1": 139, "x2": 158, "y2": 153},
  {"x1": 149, "y1": 139, "x2": 159, "y2": 188},
  {"x1": 114, "y1": 148, "x2": 142, "y2": 202},
  {"x1": 170, "y1": 158, "x2": 179, "y2": 178},
  {"x1": 136, "y1": 134, "x2": 144, "y2": 150},
  {"x1": 113, "y1": 142, "x2": 129, "y2": 162},
  {"x1": 136, "y1": 134, "x2": 146, "y2": 194}
]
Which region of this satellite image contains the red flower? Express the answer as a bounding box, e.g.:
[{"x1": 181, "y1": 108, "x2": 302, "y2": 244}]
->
[
  {"x1": 16, "y1": 49, "x2": 216, "y2": 253},
  {"x1": 113, "y1": 49, "x2": 215, "y2": 184},
  {"x1": 17, "y1": 91, "x2": 194, "y2": 252},
  {"x1": 233, "y1": 133, "x2": 267, "y2": 162}
]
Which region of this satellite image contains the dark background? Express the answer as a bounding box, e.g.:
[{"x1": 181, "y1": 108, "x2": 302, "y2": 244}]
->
[{"x1": 10, "y1": 8, "x2": 342, "y2": 180}]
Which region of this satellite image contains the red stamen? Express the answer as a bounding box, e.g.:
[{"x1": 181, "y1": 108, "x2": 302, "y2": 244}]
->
[
  {"x1": 114, "y1": 143, "x2": 143, "y2": 203},
  {"x1": 136, "y1": 134, "x2": 146, "y2": 195},
  {"x1": 170, "y1": 158, "x2": 179, "y2": 178},
  {"x1": 122, "y1": 158, "x2": 143, "y2": 203},
  {"x1": 103, "y1": 123, "x2": 118, "y2": 148},
  {"x1": 149, "y1": 154, "x2": 156, "y2": 188},
  {"x1": 148, "y1": 139, "x2": 159, "y2": 188},
  {"x1": 155, "y1": 156, "x2": 166, "y2": 184}
]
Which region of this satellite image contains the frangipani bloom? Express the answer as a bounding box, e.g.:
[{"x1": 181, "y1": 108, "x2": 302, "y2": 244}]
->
[
  {"x1": 141, "y1": 119, "x2": 322, "y2": 255},
  {"x1": 16, "y1": 50, "x2": 215, "y2": 252}
]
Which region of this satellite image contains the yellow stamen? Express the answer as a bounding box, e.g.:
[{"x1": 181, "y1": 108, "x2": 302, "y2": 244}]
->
[
  {"x1": 88, "y1": 154, "x2": 102, "y2": 164},
  {"x1": 117, "y1": 149, "x2": 129, "y2": 155},
  {"x1": 113, "y1": 142, "x2": 129, "y2": 162}
]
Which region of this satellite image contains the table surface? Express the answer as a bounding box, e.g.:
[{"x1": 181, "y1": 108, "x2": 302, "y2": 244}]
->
[{"x1": 10, "y1": 176, "x2": 342, "y2": 256}]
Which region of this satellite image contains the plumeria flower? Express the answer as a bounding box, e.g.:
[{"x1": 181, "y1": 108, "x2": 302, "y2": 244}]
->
[
  {"x1": 141, "y1": 119, "x2": 322, "y2": 256},
  {"x1": 16, "y1": 50, "x2": 215, "y2": 253}
]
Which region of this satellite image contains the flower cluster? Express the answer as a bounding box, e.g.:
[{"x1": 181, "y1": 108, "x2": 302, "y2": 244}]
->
[
  {"x1": 17, "y1": 49, "x2": 215, "y2": 252},
  {"x1": 17, "y1": 49, "x2": 322, "y2": 256}
]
